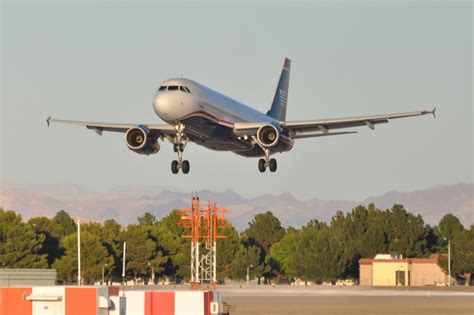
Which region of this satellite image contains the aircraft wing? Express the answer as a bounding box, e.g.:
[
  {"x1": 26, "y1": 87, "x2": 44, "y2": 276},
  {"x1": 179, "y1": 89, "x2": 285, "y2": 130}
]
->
[
  {"x1": 233, "y1": 109, "x2": 435, "y2": 139},
  {"x1": 46, "y1": 117, "x2": 176, "y2": 136},
  {"x1": 283, "y1": 109, "x2": 435, "y2": 139}
]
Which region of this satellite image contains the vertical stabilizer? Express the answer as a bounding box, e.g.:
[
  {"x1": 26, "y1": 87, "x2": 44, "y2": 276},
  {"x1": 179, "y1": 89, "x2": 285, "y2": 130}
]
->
[{"x1": 267, "y1": 58, "x2": 291, "y2": 121}]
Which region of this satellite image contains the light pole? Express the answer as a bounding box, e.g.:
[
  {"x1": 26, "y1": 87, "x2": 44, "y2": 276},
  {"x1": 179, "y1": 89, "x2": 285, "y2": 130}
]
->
[
  {"x1": 101, "y1": 263, "x2": 108, "y2": 285},
  {"x1": 122, "y1": 242, "x2": 126, "y2": 285},
  {"x1": 147, "y1": 262, "x2": 155, "y2": 285},
  {"x1": 246, "y1": 264, "x2": 253, "y2": 286},
  {"x1": 444, "y1": 237, "x2": 451, "y2": 286}
]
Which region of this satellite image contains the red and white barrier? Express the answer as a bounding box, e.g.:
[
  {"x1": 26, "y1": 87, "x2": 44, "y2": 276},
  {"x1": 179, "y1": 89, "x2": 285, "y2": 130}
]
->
[
  {"x1": 0, "y1": 286, "x2": 119, "y2": 315},
  {"x1": 0, "y1": 287, "x2": 223, "y2": 315},
  {"x1": 123, "y1": 290, "x2": 220, "y2": 315}
]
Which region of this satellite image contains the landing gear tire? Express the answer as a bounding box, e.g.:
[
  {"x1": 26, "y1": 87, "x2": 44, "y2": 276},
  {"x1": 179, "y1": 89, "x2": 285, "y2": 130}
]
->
[
  {"x1": 182, "y1": 160, "x2": 190, "y2": 174},
  {"x1": 269, "y1": 159, "x2": 277, "y2": 172},
  {"x1": 258, "y1": 159, "x2": 266, "y2": 173},
  {"x1": 171, "y1": 160, "x2": 179, "y2": 174}
]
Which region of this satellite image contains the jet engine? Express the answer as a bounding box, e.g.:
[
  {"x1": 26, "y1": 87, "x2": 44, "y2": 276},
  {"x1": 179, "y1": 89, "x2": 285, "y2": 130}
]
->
[
  {"x1": 125, "y1": 127, "x2": 160, "y2": 155},
  {"x1": 256, "y1": 125, "x2": 280, "y2": 148}
]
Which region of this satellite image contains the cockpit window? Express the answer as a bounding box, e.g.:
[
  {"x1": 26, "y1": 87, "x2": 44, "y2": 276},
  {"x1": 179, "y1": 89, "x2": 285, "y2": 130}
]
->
[
  {"x1": 184, "y1": 87, "x2": 191, "y2": 93},
  {"x1": 159, "y1": 86, "x2": 167, "y2": 91},
  {"x1": 168, "y1": 85, "x2": 179, "y2": 91},
  {"x1": 179, "y1": 86, "x2": 186, "y2": 92}
]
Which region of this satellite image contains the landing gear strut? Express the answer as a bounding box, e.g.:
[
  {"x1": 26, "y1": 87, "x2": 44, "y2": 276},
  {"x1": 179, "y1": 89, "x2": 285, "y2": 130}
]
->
[
  {"x1": 171, "y1": 123, "x2": 190, "y2": 174},
  {"x1": 258, "y1": 148, "x2": 277, "y2": 173}
]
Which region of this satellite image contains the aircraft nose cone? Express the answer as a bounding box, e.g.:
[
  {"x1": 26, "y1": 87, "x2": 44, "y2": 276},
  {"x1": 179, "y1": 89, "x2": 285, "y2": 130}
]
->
[{"x1": 153, "y1": 93, "x2": 172, "y2": 117}]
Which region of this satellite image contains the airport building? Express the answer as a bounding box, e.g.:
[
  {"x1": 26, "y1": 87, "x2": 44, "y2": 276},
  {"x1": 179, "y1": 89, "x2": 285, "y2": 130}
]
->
[{"x1": 359, "y1": 253, "x2": 448, "y2": 286}]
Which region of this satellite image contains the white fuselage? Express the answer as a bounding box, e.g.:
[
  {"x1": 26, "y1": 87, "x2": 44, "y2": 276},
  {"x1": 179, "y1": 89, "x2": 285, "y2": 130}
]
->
[
  {"x1": 153, "y1": 78, "x2": 276, "y2": 126},
  {"x1": 152, "y1": 78, "x2": 290, "y2": 156}
]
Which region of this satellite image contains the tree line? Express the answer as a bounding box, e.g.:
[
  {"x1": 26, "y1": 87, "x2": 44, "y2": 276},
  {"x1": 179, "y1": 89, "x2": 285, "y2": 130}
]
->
[{"x1": 0, "y1": 204, "x2": 472, "y2": 285}]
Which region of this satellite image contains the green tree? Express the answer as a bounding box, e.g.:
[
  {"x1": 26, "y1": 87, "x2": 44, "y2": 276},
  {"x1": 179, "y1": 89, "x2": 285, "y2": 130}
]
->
[
  {"x1": 229, "y1": 244, "x2": 263, "y2": 280},
  {"x1": 27, "y1": 210, "x2": 77, "y2": 268},
  {"x1": 244, "y1": 211, "x2": 285, "y2": 254},
  {"x1": 287, "y1": 222, "x2": 345, "y2": 284},
  {"x1": 433, "y1": 214, "x2": 465, "y2": 253},
  {"x1": 51, "y1": 210, "x2": 76, "y2": 238},
  {"x1": 81, "y1": 220, "x2": 122, "y2": 281},
  {"x1": 439, "y1": 225, "x2": 474, "y2": 286},
  {"x1": 152, "y1": 210, "x2": 189, "y2": 281},
  {"x1": 120, "y1": 224, "x2": 166, "y2": 282},
  {"x1": 29, "y1": 216, "x2": 61, "y2": 267},
  {"x1": 138, "y1": 212, "x2": 157, "y2": 226},
  {"x1": 330, "y1": 205, "x2": 388, "y2": 278},
  {"x1": 53, "y1": 231, "x2": 114, "y2": 284},
  {"x1": 0, "y1": 209, "x2": 48, "y2": 268},
  {"x1": 269, "y1": 227, "x2": 298, "y2": 280},
  {"x1": 243, "y1": 211, "x2": 285, "y2": 283},
  {"x1": 386, "y1": 204, "x2": 430, "y2": 258},
  {"x1": 217, "y1": 223, "x2": 240, "y2": 280},
  {"x1": 436, "y1": 214, "x2": 465, "y2": 240}
]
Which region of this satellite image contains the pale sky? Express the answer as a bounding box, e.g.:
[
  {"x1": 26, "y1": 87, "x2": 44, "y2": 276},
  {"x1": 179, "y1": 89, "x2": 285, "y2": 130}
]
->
[{"x1": 1, "y1": 1, "x2": 472, "y2": 201}]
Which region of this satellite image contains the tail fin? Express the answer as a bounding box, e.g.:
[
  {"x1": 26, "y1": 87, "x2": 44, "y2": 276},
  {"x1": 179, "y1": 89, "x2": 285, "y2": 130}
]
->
[{"x1": 267, "y1": 58, "x2": 291, "y2": 121}]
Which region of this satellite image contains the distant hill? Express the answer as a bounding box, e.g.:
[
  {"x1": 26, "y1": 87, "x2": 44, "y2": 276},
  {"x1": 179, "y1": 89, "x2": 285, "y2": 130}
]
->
[{"x1": 1, "y1": 183, "x2": 472, "y2": 230}]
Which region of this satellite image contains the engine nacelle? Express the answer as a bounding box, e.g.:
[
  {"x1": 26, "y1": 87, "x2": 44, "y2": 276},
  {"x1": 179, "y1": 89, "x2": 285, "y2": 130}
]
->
[
  {"x1": 256, "y1": 124, "x2": 280, "y2": 148},
  {"x1": 125, "y1": 127, "x2": 160, "y2": 155}
]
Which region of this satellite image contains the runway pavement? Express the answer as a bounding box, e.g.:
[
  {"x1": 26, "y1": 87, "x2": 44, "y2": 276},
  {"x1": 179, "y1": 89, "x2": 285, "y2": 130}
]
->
[{"x1": 122, "y1": 284, "x2": 474, "y2": 314}]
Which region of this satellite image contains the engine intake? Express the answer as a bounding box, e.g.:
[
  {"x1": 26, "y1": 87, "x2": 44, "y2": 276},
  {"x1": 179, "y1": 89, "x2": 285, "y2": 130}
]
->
[
  {"x1": 256, "y1": 125, "x2": 280, "y2": 148},
  {"x1": 125, "y1": 127, "x2": 160, "y2": 155}
]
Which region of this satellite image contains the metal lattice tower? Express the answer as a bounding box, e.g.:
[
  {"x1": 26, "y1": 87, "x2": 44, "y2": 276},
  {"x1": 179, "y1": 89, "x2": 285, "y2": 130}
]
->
[{"x1": 179, "y1": 197, "x2": 227, "y2": 290}]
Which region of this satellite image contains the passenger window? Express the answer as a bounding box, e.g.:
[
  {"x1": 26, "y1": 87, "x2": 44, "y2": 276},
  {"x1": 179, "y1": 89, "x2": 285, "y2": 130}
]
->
[
  {"x1": 184, "y1": 87, "x2": 191, "y2": 93},
  {"x1": 179, "y1": 86, "x2": 186, "y2": 92},
  {"x1": 159, "y1": 86, "x2": 167, "y2": 91},
  {"x1": 168, "y1": 86, "x2": 178, "y2": 91}
]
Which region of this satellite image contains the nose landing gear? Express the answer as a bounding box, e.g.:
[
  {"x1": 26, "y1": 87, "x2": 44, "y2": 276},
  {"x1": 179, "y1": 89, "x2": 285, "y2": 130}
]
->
[{"x1": 171, "y1": 123, "x2": 190, "y2": 174}]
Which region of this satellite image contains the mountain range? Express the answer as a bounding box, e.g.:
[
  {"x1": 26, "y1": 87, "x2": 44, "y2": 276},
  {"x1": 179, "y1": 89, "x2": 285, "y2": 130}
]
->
[{"x1": 0, "y1": 183, "x2": 472, "y2": 230}]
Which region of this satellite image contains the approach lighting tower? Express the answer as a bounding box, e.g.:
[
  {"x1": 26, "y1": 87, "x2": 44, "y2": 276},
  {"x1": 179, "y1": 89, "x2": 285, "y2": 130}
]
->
[{"x1": 179, "y1": 197, "x2": 227, "y2": 290}]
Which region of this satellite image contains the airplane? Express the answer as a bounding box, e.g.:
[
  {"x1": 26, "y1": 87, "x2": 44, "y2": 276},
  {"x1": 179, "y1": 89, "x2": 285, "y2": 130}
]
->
[{"x1": 47, "y1": 58, "x2": 435, "y2": 174}]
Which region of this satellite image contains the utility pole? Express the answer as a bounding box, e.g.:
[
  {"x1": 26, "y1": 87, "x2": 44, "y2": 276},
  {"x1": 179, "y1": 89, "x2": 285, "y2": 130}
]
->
[
  {"x1": 77, "y1": 219, "x2": 81, "y2": 286},
  {"x1": 102, "y1": 263, "x2": 108, "y2": 285},
  {"x1": 247, "y1": 265, "x2": 253, "y2": 286},
  {"x1": 122, "y1": 242, "x2": 127, "y2": 285},
  {"x1": 147, "y1": 262, "x2": 155, "y2": 284},
  {"x1": 448, "y1": 239, "x2": 451, "y2": 287},
  {"x1": 444, "y1": 237, "x2": 452, "y2": 286},
  {"x1": 151, "y1": 265, "x2": 154, "y2": 284}
]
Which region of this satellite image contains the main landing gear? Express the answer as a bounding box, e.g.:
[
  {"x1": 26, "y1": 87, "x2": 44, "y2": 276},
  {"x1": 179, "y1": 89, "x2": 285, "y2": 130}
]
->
[
  {"x1": 171, "y1": 123, "x2": 190, "y2": 174},
  {"x1": 258, "y1": 148, "x2": 277, "y2": 173}
]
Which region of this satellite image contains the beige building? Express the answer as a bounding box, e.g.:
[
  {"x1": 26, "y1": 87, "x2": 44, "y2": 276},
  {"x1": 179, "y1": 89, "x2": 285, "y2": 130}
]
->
[{"x1": 359, "y1": 254, "x2": 447, "y2": 286}]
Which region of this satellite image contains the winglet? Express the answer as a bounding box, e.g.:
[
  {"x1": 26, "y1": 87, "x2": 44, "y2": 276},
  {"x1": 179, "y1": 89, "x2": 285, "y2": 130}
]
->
[
  {"x1": 431, "y1": 107, "x2": 436, "y2": 119},
  {"x1": 46, "y1": 116, "x2": 51, "y2": 127}
]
